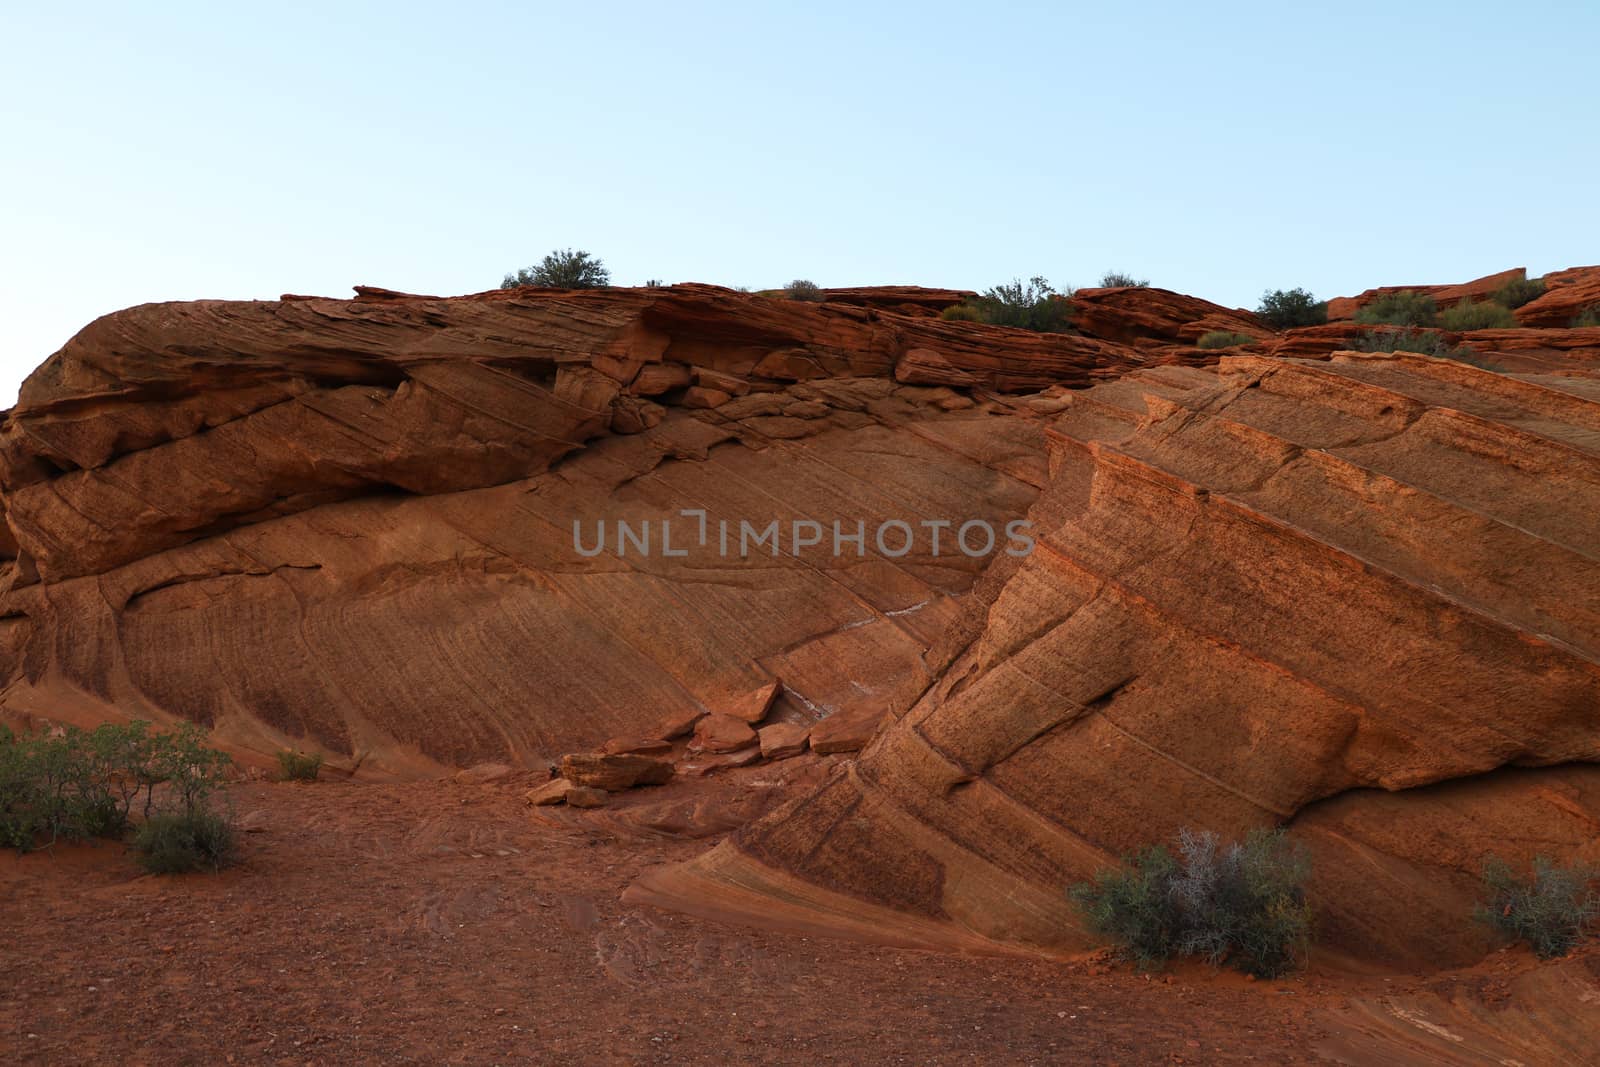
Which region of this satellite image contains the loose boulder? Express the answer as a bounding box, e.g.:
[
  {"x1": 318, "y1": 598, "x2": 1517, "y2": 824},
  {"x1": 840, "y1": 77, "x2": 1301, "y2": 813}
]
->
[
  {"x1": 524, "y1": 779, "x2": 575, "y2": 806},
  {"x1": 690, "y1": 714, "x2": 759, "y2": 755},
  {"x1": 559, "y1": 752, "x2": 675, "y2": 791},
  {"x1": 758, "y1": 722, "x2": 810, "y2": 760}
]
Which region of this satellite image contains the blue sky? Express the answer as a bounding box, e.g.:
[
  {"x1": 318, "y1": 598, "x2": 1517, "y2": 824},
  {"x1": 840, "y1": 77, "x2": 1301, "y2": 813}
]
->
[{"x1": 2, "y1": 1, "x2": 1596, "y2": 406}]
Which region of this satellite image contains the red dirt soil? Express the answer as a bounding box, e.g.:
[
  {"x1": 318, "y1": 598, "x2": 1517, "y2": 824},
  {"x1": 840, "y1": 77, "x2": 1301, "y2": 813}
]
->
[{"x1": 4, "y1": 770, "x2": 1593, "y2": 1065}]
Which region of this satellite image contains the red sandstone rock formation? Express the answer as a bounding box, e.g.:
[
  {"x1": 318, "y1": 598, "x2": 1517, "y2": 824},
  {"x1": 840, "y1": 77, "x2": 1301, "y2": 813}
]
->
[
  {"x1": 1321, "y1": 265, "x2": 1600, "y2": 335},
  {"x1": 8, "y1": 269, "x2": 1600, "y2": 971},
  {"x1": 1069, "y1": 286, "x2": 1265, "y2": 346},
  {"x1": 631, "y1": 348, "x2": 1600, "y2": 969},
  {"x1": 0, "y1": 283, "x2": 1224, "y2": 777},
  {"x1": 1324, "y1": 267, "x2": 1528, "y2": 321},
  {"x1": 1514, "y1": 265, "x2": 1600, "y2": 328}
]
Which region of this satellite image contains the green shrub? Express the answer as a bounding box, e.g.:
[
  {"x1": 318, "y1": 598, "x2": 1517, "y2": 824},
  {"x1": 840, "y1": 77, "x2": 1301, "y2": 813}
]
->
[
  {"x1": 944, "y1": 276, "x2": 1073, "y2": 333},
  {"x1": 502, "y1": 249, "x2": 610, "y2": 289},
  {"x1": 1099, "y1": 271, "x2": 1150, "y2": 288},
  {"x1": 276, "y1": 749, "x2": 323, "y2": 782},
  {"x1": 1196, "y1": 331, "x2": 1256, "y2": 350},
  {"x1": 1439, "y1": 298, "x2": 1517, "y2": 331},
  {"x1": 1350, "y1": 329, "x2": 1508, "y2": 371},
  {"x1": 1070, "y1": 828, "x2": 1311, "y2": 978},
  {"x1": 153, "y1": 722, "x2": 232, "y2": 815},
  {"x1": 785, "y1": 279, "x2": 824, "y2": 302},
  {"x1": 1256, "y1": 288, "x2": 1328, "y2": 330},
  {"x1": 0, "y1": 720, "x2": 234, "y2": 864},
  {"x1": 133, "y1": 810, "x2": 237, "y2": 874},
  {"x1": 85, "y1": 719, "x2": 165, "y2": 822},
  {"x1": 1354, "y1": 289, "x2": 1438, "y2": 328},
  {"x1": 1574, "y1": 305, "x2": 1600, "y2": 328},
  {"x1": 1493, "y1": 276, "x2": 1544, "y2": 309},
  {"x1": 1069, "y1": 843, "x2": 1183, "y2": 970},
  {"x1": 1476, "y1": 856, "x2": 1597, "y2": 960},
  {"x1": 1, "y1": 731, "x2": 50, "y2": 849},
  {"x1": 0, "y1": 726, "x2": 126, "y2": 850}
]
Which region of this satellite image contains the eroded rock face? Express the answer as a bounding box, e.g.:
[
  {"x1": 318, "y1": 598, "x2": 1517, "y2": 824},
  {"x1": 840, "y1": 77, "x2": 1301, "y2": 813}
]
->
[
  {"x1": 1265, "y1": 322, "x2": 1600, "y2": 370},
  {"x1": 1323, "y1": 267, "x2": 1528, "y2": 321},
  {"x1": 0, "y1": 283, "x2": 1222, "y2": 777},
  {"x1": 0, "y1": 284, "x2": 1145, "y2": 583},
  {"x1": 1514, "y1": 265, "x2": 1600, "y2": 328},
  {"x1": 630, "y1": 350, "x2": 1600, "y2": 969},
  {"x1": 11, "y1": 271, "x2": 1600, "y2": 970},
  {"x1": 1069, "y1": 286, "x2": 1264, "y2": 346},
  {"x1": 1319, "y1": 265, "x2": 1600, "y2": 335}
]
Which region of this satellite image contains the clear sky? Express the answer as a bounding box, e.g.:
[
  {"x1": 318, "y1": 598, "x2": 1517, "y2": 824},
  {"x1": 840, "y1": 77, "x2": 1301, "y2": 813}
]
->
[{"x1": 2, "y1": 1, "x2": 1596, "y2": 407}]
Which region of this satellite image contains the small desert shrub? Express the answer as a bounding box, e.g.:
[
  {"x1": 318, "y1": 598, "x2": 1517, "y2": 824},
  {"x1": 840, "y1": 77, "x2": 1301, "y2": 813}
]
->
[
  {"x1": 643, "y1": 278, "x2": 665, "y2": 288},
  {"x1": 1439, "y1": 298, "x2": 1517, "y2": 332},
  {"x1": 502, "y1": 249, "x2": 610, "y2": 289},
  {"x1": 785, "y1": 279, "x2": 824, "y2": 302},
  {"x1": 1476, "y1": 856, "x2": 1598, "y2": 960},
  {"x1": 1350, "y1": 328, "x2": 1456, "y2": 358},
  {"x1": 133, "y1": 810, "x2": 237, "y2": 874},
  {"x1": 276, "y1": 750, "x2": 323, "y2": 782},
  {"x1": 155, "y1": 724, "x2": 233, "y2": 816},
  {"x1": 945, "y1": 276, "x2": 1073, "y2": 333},
  {"x1": 1573, "y1": 305, "x2": 1600, "y2": 328},
  {"x1": 1493, "y1": 276, "x2": 1545, "y2": 309},
  {"x1": 1099, "y1": 271, "x2": 1150, "y2": 288},
  {"x1": 1354, "y1": 289, "x2": 1438, "y2": 328},
  {"x1": 1196, "y1": 331, "x2": 1256, "y2": 350},
  {"x1": 1069, "y1": 828, "x2": 1312, "y2": 978},
  {"x1": 939, "y1": 302, "x2": 985, "y2": 323},
  {"x1": 1351, "y1": 329, "x2": 1502, "y2": 368},
  {"x1": 1256, "y1": 288, "x2": 1328, "y2": 330}
]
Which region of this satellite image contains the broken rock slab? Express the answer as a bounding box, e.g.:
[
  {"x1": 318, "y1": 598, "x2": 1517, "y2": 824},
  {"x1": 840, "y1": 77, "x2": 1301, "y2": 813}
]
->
[
  {"x1": 758, "y1": 722, "x2": 810, "y2": 760},
  {"x1": 690, "y1": 714, "x2": 758, "y2": 755},
  {"x1": 559, "y1": 752, "x2": 675, "y2": 791},
  {"x1": 809, "y1": 704, "x2": 891, "y2": 755},
  {"x1": 679, "y1": 747, "x2": 765, "y2": 777},
  {"x1": 525, "y1": 779, "x2": 575, "y2": 806},
  {"x1": 602, "y1": 737, "x2": 674, "y2": 756},
  {"x1": 723, "y1": 679, "x2": 783, "y2": 724}
]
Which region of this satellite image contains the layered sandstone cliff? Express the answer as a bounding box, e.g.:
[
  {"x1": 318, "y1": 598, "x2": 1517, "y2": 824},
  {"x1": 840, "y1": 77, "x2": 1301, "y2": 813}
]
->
[
  {"x1": 0, "y1": 284, "x2": 1227, "y2": 776},
  {"x1": 630, "y1": 349, "x2": 1600, "y2": 969},
  {"x1": 7, "y1": 272, "x2": 1599, "y2": 970}
]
